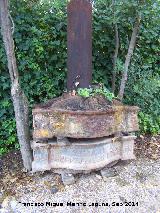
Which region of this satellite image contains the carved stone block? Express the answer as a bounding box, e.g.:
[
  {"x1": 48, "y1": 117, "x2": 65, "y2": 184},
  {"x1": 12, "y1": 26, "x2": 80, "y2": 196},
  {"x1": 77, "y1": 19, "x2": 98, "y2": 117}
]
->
[
  {"x1": 32, "y1": 105, "x2": 139, "y2": 140},
  {"x1": 32, "y1": 135, "x2": 136, "y2": 172}
]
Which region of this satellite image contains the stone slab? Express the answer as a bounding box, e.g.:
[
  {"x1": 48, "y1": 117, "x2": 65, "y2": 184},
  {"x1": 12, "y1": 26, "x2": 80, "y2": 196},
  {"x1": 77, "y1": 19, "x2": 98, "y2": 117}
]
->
[
  {"x1": 32, "y1": 136, "x2": 136, "y2": 172},
  {"x1": 32, "y1": 106, "x2": 139, "y2": 139}
]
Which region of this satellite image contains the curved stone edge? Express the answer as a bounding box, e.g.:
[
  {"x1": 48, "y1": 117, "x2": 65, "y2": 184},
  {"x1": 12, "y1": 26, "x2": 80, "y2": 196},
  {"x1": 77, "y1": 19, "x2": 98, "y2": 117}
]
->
[
  {"x1": 31, "y1": 136, "x2": 136, "y2": 173},
  {"x1": 32, "y1": 109, "x2": 139, "y2": 139}
]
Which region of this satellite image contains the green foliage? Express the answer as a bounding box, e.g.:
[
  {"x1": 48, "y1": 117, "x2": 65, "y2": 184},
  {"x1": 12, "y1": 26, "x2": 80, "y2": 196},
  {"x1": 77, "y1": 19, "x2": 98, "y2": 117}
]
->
[
  {"x1": 77, "y1": 88, "x2": 93, "y2": 98},
  {"x1": 0, "y1": 118, "x2": 18, "y2": 155},
  {"x1": 77, "y1": 86, "x2": 115, "y2": 101},
  {"x1": 0, "y1": 0, "x2": 159, "y2": 154},
  {"x1": 138, "y1": 112, "x2": 160, "y2": 135},
  {"x1": 123, "y1": 7, "x2": 160, "y2": 134}
]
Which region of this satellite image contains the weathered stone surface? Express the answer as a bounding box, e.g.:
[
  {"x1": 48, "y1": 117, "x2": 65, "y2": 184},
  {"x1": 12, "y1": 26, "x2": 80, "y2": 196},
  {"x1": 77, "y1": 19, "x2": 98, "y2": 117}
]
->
[
  {"x1": 32, "y1": 104, "x2": 139, "y2": 140},
  {"x1": 106, "y1": 160, "x2": 119, "y2": 168},
  {"x1": 100, "y1": 167, "x2": 118, "y2": 178},
  {"x1": 61, "y1": 173, "x2": 75, "y2": 185},
  {"x1": 32, "y1": 136, "x2": 136, "y2": 172},
  {"x1": 50, "y1": 186, "x2": 58, "y2": 194},
  {"x1": 57, "y1": 136, "x2": 70, "y2": 146}
]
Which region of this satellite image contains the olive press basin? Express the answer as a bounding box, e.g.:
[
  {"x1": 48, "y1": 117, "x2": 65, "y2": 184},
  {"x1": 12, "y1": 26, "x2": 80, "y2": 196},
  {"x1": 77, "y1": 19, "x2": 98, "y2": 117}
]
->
[
  {"x1": 32, "y1": 105, "x2": 139, "y2": 140},
  {"x1": 31, "y1": 135, "x2": 136, "y2": 172}
]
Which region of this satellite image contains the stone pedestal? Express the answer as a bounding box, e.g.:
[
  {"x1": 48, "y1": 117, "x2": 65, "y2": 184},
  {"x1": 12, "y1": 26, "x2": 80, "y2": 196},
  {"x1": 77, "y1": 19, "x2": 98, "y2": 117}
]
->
[{"x1": 31, "y1": 135, "x2": 136, "y2": 173}]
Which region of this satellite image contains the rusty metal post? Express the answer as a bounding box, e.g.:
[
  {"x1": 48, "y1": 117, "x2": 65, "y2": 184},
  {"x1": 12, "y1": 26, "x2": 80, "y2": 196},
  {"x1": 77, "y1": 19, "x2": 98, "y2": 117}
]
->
[{"x1": 67, "y1": 0, "x2": 92, "y2": 90}]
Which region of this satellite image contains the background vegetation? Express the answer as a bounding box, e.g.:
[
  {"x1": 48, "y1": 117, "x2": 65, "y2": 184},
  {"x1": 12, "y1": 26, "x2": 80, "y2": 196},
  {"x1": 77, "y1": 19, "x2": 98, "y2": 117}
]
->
[{"x1": 0, "y1": 0, "x2": 160, "y2": 155}]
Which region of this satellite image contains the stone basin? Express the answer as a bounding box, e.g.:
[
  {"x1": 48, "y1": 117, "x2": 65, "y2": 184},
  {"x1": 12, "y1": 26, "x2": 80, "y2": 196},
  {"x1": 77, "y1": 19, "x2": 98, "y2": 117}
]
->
[
  {"x1": 32, "y1": 94, "x2": 139, "y2": 140},
  {"x1": 32, "y1": 94, "x2": 139, "y2": 175},
  {"x1": 31, "y1": 135, "x2": 136, "y2": 172}
]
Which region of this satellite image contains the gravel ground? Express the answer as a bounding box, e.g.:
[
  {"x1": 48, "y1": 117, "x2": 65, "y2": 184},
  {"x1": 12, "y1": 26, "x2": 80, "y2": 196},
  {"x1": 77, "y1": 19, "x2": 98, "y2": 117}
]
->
[{"x1": 1, "y1": 158, "x2": 160, "y2": 213}]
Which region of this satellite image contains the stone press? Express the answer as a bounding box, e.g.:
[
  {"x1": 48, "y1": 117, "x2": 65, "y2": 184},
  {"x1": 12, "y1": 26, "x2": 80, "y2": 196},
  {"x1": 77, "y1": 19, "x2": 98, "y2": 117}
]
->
[{"x1": 31, "y1": 0, "x2": 139, "y2": 184}]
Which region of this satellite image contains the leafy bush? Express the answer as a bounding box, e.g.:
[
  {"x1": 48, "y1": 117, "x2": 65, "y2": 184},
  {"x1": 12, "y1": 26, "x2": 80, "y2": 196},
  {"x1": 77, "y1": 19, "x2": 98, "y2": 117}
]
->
[
  {"x1": 77, "y1": 88, "x2": 93, "y2": 98},
  {"x1": 0, "y1": 0, "x2": 159, "y2": 154},
  {"x1": 0, "y1": 118, "x2": 17, "y2": 155},
  {"x1": 138, "y1": 112, "x2": 160, "y2": 135},
  {"x1": 77, "y1": 86, "x2": 115, "y2": 101}
]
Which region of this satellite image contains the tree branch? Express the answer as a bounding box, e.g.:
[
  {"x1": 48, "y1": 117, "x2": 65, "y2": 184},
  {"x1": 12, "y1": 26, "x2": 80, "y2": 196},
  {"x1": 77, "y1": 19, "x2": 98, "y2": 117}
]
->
[
  {"x1": 118, "y1": 16, "x2": 140, "y2": 100},
  {"x1": 112, "y1": 23, "x2": 119, "y2": 93},
  {"x1": 0, "y1": 0, "x2": 18, "y2": 82},
  {"x1": 9, "y1": 12, "x2": 15, "y2": 35},
  {"x1": 0, "y1": 0, "x2": 33, "y2": 171}
]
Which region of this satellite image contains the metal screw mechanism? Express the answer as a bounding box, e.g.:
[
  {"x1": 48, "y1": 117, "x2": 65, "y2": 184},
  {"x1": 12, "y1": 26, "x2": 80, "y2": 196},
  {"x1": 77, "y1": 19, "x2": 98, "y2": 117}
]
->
[{"x1": 67, "y1": 0, "x2": 92, "y2": 90}]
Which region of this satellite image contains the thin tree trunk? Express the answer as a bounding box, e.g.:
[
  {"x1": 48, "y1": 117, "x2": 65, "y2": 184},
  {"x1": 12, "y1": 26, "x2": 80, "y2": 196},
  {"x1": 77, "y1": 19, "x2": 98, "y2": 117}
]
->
[
  {"x1": 112, "y1": 23, "x2": 119, "y2": 93},
  {"x1": 118, "y1": 16, "x2": 140, "y2": 100},
  {"x1": 0, "y1": 0, "x2": 32, "y2": 171}
]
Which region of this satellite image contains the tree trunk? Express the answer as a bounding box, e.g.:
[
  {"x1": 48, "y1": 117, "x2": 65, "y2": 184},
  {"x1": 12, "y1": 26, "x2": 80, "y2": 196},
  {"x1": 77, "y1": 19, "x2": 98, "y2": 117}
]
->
[
  {"x1": 118, "y1": 16, "x2": 140, "y2": 100},
  {"x1": 0, "y1": 0, "x2": 32, "y2": 171},
  {"x1": 112, "y1": 23, "x2": 119, "y2": 93}
]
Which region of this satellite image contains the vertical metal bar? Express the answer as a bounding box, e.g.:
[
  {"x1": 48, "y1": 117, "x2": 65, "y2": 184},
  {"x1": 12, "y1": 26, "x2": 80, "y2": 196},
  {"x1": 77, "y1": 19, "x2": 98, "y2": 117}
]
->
[{"x1": 67, "y1": 0, "x2": 92, "y2": 90}]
